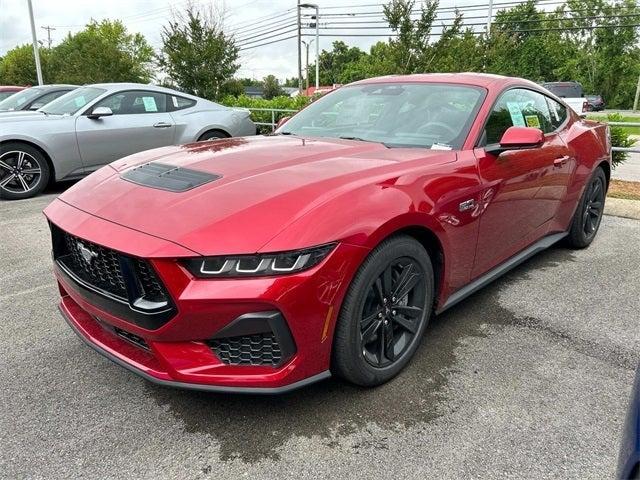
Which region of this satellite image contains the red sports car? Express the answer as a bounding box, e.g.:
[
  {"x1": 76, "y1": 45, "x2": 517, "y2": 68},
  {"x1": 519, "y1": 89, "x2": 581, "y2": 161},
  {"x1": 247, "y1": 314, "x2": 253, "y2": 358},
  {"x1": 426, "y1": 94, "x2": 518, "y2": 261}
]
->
[{"x1": 44, "y1": 74, "x2": 611, "y2": 393}]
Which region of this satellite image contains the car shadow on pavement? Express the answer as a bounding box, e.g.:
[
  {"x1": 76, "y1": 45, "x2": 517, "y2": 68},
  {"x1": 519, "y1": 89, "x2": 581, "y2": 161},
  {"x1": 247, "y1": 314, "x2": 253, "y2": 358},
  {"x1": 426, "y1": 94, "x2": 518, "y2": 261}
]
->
[{"x1": 143, "y1": 245, "x2": 580, "y2": 464}]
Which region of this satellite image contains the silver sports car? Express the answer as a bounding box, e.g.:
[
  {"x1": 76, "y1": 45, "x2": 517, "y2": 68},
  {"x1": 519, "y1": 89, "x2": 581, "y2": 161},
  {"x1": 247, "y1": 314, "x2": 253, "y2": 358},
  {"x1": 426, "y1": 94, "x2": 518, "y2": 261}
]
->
[{"x1": 0, "y1": 83, "x2": 256, "y2": 199}]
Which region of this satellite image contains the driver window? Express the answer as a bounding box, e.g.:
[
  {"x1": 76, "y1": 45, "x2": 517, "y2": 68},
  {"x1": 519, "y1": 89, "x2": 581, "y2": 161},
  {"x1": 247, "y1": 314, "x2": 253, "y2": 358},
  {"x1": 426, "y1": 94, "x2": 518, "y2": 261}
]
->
[
  {"x1": 484, "y1": 89, "x2": 554, "y2": 145},
  {"x1": 92, "y1": 91, "x2": 167, "y2": 115}
]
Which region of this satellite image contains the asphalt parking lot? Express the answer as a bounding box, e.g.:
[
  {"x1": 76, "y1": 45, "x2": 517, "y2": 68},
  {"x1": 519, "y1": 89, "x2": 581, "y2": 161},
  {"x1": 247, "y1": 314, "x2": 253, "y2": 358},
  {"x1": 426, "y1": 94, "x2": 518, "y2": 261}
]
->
[{"x1": 1, "y1": 189, "x2": 639, "y2": 479}]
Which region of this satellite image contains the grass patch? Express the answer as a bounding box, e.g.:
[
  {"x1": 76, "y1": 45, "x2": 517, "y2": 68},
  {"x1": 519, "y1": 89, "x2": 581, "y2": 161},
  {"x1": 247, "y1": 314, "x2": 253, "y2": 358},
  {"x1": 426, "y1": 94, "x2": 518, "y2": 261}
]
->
[
  {"x1": 607, "y1": 179, "x2": 640, "y2": 201},
  {"x1": 587, "y1": 114, "x2": 640, "y2": 136}
]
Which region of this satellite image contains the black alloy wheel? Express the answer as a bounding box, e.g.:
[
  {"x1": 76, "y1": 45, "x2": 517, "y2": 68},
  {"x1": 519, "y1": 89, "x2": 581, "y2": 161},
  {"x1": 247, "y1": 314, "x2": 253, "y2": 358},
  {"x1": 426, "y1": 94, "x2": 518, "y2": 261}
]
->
[
  {"x1": 332, "y1": 235, "x2": 434, "y2": 387},
  {"x1": 566, "y1": 167, "x2": 607, "y2": 249},
  {"x1": 360, "y1": 258, "x2": 427, "y2": 367}
]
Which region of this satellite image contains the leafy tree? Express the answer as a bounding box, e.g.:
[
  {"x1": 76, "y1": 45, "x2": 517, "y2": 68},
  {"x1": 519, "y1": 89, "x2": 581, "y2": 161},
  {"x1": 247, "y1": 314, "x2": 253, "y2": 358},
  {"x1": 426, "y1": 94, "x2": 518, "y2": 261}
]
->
[
  {"x1": 307, "y1": 41, "x2": 366, "y2": 85},
  {"x1": 0, "y1": 44, "x2": 52, "y2": 85},
  {"x1": 49, "y1": 20, "x2": 154, "y2": 84},
  {"x1": 262, "y1": 74, "x2": 283, "y2": 99},
  {"x1": 220, "y1": 78, "x2": 245, "y2": 96},
  {"x1": 159, "y1": 3, "x2": 239, "y2": 100}
]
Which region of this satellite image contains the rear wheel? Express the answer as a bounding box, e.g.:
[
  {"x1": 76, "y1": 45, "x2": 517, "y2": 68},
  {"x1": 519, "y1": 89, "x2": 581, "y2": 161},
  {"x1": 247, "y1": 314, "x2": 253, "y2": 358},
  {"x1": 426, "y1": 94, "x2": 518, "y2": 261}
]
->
[
  {"x1": 0, "y1": 142, "x2": 50, "y2": 200},
  {"x1": 565, "y1": 167, "x2": 607, "y2": 248},
  {"x1": 198, "y1": 130, "x2": 228, "y2": 142},
  {"x1": 332, "y1": 235, "x2": 434, "y2": 387}
]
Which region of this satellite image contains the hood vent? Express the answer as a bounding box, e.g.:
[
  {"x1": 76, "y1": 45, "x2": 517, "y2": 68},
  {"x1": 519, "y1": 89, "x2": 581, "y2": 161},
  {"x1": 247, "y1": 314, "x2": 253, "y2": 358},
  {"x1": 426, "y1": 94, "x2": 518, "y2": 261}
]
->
[{"x1": 120, "y1": 162, "x2": 220, "y2": 192}]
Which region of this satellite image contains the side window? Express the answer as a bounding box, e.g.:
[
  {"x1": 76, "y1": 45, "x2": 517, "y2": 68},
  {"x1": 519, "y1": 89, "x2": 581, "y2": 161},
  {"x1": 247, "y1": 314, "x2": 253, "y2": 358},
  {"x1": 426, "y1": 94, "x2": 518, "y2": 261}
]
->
[
  {"x1": 546, "y1": 97, "x2": 568, "y2": 130},
  {"x1": 169, "y1": 95, "x2": 196, "y2": 111},
  {"x1": 29, "y1": 90, "x2": 67, "y2": 109},
  {"x1": 93, "y1": 91, "x2": 167, "y2": 115},
  {"x1": 484, "y1": 88, "x2": 555, "y2": 145}
]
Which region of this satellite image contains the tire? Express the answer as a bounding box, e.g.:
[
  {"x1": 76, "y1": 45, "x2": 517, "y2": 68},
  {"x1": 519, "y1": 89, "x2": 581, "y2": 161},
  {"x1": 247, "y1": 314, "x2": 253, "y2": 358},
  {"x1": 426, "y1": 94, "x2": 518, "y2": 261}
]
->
[
  {"x1": 198, "y1": 130, "x2": 228, "y2": 142},
  {"x1": 565, "y1": 167, "x2": 607, "y2": 249},
  {"x1": 332, "y1": 235, "x2": 434, "y2": 387},
  {"x1": 0, "y1": 142, "x2": 51, "y2": 200}
]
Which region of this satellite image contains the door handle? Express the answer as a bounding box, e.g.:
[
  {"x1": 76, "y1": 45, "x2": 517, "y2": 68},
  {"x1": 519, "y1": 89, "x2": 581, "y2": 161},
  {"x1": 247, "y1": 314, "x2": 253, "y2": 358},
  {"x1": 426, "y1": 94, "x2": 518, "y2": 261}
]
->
[
  {"x1": 153, "y1": 122, "x2": 172, "y2": 128},
  {"x1": 553, "y1": 156, "x2": 570, "y2": 167}
]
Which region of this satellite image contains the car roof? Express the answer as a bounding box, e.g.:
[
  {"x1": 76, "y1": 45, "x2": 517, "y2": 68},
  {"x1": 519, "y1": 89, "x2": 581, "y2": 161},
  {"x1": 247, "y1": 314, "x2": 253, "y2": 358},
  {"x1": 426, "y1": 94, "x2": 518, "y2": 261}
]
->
[
  {"x1": 0, "y1": 86, "x2": 25, "y2": 91},
  {"x1": 350, "y1": 73, "x2": 523, "y2": 89},
  {"x1": 87, "y1": 83, "x2": 192, "y2": 96},
  {"x1": 27, "y1": 84, "x2": 78, "y2": 91}
]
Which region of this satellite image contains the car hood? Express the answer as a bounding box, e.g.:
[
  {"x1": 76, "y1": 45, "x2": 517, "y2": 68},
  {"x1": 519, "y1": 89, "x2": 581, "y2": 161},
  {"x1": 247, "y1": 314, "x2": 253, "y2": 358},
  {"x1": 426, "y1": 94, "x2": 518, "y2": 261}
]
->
[
  {"x1": 0, "y1": 111, "x2": 64, "y2": 123},
  {"x1": 57, "y1": 135, "x2": 456, "y2": 255}
]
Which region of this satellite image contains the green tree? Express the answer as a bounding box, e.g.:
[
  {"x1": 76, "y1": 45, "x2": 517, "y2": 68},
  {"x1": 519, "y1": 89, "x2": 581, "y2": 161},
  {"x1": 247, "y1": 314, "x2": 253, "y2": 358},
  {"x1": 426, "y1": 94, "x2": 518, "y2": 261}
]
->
[
  {"x1": 49, "y1": 20, "x2": 154, "y2": 84},
  {"x1": 308, "y1": 41, "x2": 366, "y2": 85},
  {"x1": 0, "y1": 44, "x2": 52, "y2": 85},
  {"x1": 262, "y1": 74, "x2": 283, "y2": 99},
  {"x1": 159, "y1": 3, "x2": 239, "y2": 100}
]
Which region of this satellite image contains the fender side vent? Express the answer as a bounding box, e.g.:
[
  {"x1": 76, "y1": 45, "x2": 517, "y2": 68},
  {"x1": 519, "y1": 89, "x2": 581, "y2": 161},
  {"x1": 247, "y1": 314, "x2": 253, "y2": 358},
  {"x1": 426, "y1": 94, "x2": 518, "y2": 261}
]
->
[{"x1": 121, "y1": 162, "x2": 220, "y2": 192}]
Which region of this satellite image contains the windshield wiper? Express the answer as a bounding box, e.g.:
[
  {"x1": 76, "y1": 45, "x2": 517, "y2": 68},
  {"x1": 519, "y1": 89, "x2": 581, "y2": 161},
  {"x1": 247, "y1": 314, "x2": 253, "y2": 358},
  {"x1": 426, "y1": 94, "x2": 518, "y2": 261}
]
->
[{"x1": 339, "y1": 136, "x2": 391, "y2": 148}]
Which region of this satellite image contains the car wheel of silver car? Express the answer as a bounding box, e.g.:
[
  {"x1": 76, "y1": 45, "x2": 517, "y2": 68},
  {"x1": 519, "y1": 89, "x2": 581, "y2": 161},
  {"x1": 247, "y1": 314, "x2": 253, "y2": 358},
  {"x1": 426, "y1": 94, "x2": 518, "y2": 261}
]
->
[
  {"x1": 332, "y1": 235, "x2": 434, "y2": 387},
  {"x1": 0, "y1": 142, "x2": 50, "y2": 200},
  {"x1": 198, "y1": 130, "x2": 228, "y2": 142}
]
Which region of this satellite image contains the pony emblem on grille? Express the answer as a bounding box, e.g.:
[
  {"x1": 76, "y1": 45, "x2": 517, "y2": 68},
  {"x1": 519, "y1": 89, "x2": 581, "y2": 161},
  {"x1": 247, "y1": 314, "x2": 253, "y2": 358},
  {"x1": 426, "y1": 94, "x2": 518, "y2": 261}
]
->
[{"x1": 78, "y1": 242, "x2": 98, "y2": 265}]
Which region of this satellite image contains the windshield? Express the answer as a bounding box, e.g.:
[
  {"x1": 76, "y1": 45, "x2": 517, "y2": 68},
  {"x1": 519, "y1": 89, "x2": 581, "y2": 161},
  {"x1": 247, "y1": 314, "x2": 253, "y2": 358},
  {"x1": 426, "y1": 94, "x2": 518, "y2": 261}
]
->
[
  {"x1": 0, "y1": 87, "x2": 44, "y2": 111},
  {"x1": 543, "y1": 83, "x2": 583, "y2": 98},
  {"x1": 278, "y1": 83, "x2": 485, "y2": 149},
  {"x1": 40, "y1": 87, "x2": 106, "y2": 115}
]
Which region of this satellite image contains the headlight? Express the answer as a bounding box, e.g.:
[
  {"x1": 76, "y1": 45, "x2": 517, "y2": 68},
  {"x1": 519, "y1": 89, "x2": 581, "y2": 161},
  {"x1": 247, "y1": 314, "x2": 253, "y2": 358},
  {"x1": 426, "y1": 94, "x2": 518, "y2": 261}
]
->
[{"x1": 182, "y1": 243, "x2": 337, "y2": 278}]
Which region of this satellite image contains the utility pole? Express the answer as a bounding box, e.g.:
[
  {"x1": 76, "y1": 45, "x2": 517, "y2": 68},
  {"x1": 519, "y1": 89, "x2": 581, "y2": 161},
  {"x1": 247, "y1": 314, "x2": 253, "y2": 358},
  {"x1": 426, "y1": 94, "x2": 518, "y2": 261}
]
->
[
  {"x1": 300, "y1": 3, "x2": 320, "y2": 91},
  {"x1": 486, "y1": 0, "x2": 494, "y2": 35},
  {"x1": 41, "y1": 25, "x2": 56, "y2": 48},
  {"x1": 634, "y1": 74, "x2": 640, "y2": 112},
  {"x1": 27, "y1": 0, "x2": 44, "y2": 85},
  {"x1": 302, "y1": 40, "x2": 314, "y2": 91},
  {"x1": 297, "y1": 0, "x2": 303, "y2": 95}
]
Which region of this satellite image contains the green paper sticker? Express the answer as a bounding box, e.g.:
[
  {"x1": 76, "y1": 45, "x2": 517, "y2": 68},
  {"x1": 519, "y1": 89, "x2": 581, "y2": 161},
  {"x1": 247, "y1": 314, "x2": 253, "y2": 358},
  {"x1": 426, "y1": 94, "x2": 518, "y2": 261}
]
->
[
  {"x1": 525, "y1": 115, "x2": 541, "y2": 128},
  {"x1": 142, "y1": 96, "x2": 158, "y2": 112},
  {"x1": 506, "y1": 102, "x2": 526, "y2": 127}
]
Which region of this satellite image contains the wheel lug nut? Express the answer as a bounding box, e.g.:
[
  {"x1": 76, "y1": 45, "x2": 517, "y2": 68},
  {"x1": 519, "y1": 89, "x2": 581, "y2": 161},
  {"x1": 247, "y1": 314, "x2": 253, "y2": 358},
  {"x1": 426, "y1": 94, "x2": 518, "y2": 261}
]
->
[
  {"x1": 392, "y1": 310, "x2": 396, "y2": 315},
  {"x1": 384, "y1": 319, "x2": 389, "y2": 325},
  {"x1": 383, "y1": 298, "x2": 387, "y2": 303},
  {"x1": 378, "y1": 312, "x2": 383, "y2": 318},
  {"x1": 392, "y1": 296, "x2": 396, "y2": 302}
]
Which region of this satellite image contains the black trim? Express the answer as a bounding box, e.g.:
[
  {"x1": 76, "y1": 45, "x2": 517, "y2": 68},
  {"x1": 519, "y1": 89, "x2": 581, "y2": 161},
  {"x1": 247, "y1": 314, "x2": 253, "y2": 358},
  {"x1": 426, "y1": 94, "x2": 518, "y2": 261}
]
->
[
  {"x1": 209, "y1": 311, "x2": 297, "y2": 367},
  {"x1": 55, "y1": 261, "x2": 175, "y2": 330},
  {"x1": 121, "y1": 162, "x2": 220, "y2": 192},
  {"x1": 59, "y1": 304, "x2": 330, "y2": 395},
  {"x1": 437, "y1": 232, "x2": 567, "y2": 314}
]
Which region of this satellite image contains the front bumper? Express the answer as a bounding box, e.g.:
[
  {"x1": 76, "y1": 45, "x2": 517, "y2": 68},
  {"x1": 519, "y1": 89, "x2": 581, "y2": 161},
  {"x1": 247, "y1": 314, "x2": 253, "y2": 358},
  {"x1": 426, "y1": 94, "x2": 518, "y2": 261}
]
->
[{"x1": 47, "y1": 200, "x2": 369, "y2": 393}]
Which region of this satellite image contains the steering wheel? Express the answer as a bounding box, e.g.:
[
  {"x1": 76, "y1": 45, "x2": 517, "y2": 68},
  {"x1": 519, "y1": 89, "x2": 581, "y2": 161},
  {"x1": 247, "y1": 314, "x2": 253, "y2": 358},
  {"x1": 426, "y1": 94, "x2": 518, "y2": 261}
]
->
[{"x1": 416, "y1": 121, "x2": 458, "y2": 139}]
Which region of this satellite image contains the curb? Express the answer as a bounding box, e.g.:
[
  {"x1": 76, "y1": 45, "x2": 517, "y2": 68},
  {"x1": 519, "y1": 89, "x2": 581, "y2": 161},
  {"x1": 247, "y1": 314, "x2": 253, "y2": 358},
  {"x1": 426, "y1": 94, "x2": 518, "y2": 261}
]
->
[{"x1": 604, "y1": 197, "x2": 640, "y2": 220}]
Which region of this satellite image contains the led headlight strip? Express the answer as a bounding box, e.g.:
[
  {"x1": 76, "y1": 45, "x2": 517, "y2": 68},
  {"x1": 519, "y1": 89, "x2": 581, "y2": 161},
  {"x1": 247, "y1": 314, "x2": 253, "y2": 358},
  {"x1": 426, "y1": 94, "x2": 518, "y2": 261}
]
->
[{"x1": 183, "y1": 243, "x2": 337, "y2": 278}]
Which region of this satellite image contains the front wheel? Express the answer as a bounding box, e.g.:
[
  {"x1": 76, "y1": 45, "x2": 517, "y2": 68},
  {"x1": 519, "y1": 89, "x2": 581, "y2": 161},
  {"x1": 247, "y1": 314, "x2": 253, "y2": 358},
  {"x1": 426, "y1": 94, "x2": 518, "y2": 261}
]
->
[
  {"x1": 0, "y1": 142, "x2": 51, "y2": 200},
  {"x1": 332, "y1": 235, "x2": 434, "y2": 387},
  {"x1": 565, "y1": 167, "x2": 607, "y2": 249}
]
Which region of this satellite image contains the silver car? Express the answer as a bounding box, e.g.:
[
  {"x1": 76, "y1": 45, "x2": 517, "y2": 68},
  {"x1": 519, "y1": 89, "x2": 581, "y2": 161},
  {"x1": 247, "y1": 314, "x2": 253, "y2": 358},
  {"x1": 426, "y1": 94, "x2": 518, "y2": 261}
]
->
[
  {"x1": 0, "y1": 83, "x2": 256, "y2": 199},
  {"x1": 0, "y1": 84, "x2": 77, "y2": 112}
]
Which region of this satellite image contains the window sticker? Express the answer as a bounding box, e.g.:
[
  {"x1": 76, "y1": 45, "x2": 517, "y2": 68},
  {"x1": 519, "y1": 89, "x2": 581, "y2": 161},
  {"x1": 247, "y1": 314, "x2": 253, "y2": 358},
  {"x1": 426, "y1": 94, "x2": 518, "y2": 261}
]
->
[
  {"x1": 524, "y1": 115, "x2": 541, "y2": 128},
  {"x1": 172, "y1": 96, "x2": 179, "y2": 108},
  {"x1": 74, "y1": 96, "x2": 86, "y2": 107},
  {"x1": 506, "y1": 101, "x2": 526, "y2": 127},
  {"x1": 142, "y1": 96, "x2": 158, "y2": 112}
]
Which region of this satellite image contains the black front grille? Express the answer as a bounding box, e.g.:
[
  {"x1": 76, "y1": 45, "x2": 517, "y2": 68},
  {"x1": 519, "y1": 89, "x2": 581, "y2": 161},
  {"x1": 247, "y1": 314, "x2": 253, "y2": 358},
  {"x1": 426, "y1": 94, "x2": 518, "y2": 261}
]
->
[
  {"x1": 209, "y1": 333, "x2": 283, "y2": 366},
  {"x1": 63, "y1": 232, "x2": 128, "y2": 299},
  {"x1": 51, "y1": 224, "x2": 175, "y2": 329}
]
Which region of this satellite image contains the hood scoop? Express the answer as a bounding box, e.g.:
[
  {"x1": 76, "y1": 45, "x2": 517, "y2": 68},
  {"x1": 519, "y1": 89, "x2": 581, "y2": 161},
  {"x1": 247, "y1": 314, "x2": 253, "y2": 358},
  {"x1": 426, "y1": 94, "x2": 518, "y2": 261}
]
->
[{"x1": 120, "y1": 162, "x2": 220, "y2": 192}]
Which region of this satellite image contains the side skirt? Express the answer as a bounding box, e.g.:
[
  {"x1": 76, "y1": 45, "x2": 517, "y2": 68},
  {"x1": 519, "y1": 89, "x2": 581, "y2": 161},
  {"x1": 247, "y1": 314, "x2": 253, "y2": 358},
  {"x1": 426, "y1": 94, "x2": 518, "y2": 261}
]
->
[{"x1": 436, "y1": 232, "x2": 568, "y2": 314}]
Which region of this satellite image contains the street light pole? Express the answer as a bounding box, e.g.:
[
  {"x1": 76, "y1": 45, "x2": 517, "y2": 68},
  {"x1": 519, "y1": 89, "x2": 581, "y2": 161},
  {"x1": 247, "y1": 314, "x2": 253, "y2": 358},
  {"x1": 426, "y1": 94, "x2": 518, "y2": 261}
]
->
[
  {"x1": 314, "y1": 5, "x2": 319, "y2": 90},
  {"x1": 27, "y1": 0, "x2": 44, "y2": 85},
  {"x1": 302, "y1": 40, "x2": 314, "y2": 92},
  {"x1": 486, "y1": 0, "x2": 494, "y2": 35},
  {"x1": 297, "y1": 0, "x2": 303, "y2": 95}
]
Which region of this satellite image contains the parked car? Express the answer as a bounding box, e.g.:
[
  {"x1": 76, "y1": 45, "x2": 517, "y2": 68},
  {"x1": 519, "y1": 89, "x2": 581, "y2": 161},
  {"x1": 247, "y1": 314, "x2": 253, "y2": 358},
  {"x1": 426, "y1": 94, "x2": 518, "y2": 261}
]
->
[
  {"x1": 586, "y1": 94, "x2": 606, "y2": 112},
  {"x1": 43, "y1": 73, "x2": 611, "y2": 394},
  {"x1": 542, "y1": 81, "x2": 590, "y2": 115},
  {"x1": 618, "y1": 366, "x2": 640, "y2": 479},
  {"x1": 0, "y1": 84, "x2": 77, "y2": 112},
  {"x1": 0, "y1": 85, "x2": 26, "y2": 102},
  {"x1": 0, "y1": 83, "x2": 256, "y2": 199}
]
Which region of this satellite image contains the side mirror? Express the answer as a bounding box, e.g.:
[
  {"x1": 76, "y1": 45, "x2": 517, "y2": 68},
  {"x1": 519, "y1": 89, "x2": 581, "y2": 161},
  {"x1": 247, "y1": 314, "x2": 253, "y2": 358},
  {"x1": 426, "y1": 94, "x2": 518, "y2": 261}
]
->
[
  {"x1": 486, "y1": 126, "x2": 544, "y2": 155},
  {"x1": 88, "y1": 106, "x2": 113, "y2": 120},
  {"x1": 275, "y1": 116, "x2": 291, "y2": 130}
]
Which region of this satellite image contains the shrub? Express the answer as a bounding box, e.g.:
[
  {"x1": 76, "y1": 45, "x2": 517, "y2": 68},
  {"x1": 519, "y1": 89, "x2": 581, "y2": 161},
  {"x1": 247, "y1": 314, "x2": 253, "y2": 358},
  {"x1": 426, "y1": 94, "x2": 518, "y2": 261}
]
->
[
  {"x1": 220, "y1": 95, "x2": 311, "y2": 133},
  {"x1": 607, "y1": 113, "x2": 635, "y2": 169}
]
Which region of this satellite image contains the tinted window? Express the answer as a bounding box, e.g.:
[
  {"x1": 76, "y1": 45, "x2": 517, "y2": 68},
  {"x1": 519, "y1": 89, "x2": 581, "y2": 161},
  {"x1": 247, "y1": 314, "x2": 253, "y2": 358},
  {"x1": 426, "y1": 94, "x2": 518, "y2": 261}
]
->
[
  {"x1": 93, "y1": 91, "x2": 167, "y2": 115},
  {"x1": 543, "y1": 82, "x2": 583, "y2": 98},
  {"x1": 169, "y1": 95, "x2": 196, "y2": 111},
  {"x1": 484, "y1": 89, "x2": 555, "y2": 145},
  {"x1": 546, "y1": 97, "x2": 568, "y2": 130},
  {"x1": 279, "y1": 83, "x2": 485, "y2": 149},
  {"x1": 41, "y1": 87, "x2": 105, "y2": 115},
  {"x1": 0, "y1": 87, "x2": 44, "y2": 111},
  {"x1": 29, "y1": 90, "x2": 69, "y2": 110},
  {"x1": 0, "y1": 92, "x2": 17, "y2": 102}
]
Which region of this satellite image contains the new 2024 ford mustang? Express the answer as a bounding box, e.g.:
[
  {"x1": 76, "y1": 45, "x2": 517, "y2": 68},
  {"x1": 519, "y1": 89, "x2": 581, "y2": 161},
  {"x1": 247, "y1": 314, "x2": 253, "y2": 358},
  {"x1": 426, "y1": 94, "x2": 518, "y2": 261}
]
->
[{"x1": 44, "y1": 73, "x2": 611, "y2": 393}]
